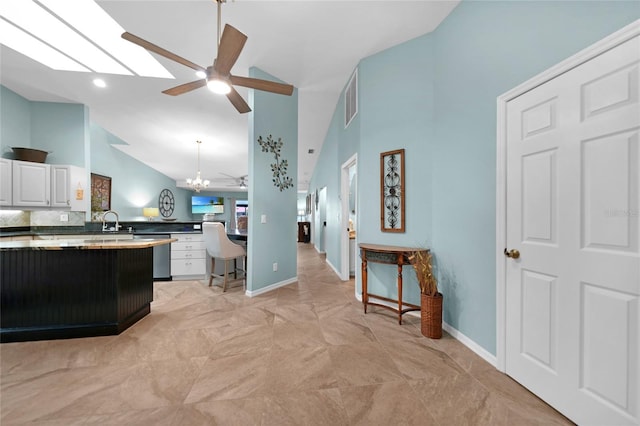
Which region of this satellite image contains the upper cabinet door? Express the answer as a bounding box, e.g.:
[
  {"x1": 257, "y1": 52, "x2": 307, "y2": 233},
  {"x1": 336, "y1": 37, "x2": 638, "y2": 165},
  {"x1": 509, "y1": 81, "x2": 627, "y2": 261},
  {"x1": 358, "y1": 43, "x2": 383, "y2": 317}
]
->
[
  {"x1": 0, "y1": 159, "x2": 12, "y2": 206},
  {"x1": 51, "y1": 165, "x2": 71, "y2": 208},
  {"x1": 12, "y1": 160, "x2": 50, "y2": 207}
]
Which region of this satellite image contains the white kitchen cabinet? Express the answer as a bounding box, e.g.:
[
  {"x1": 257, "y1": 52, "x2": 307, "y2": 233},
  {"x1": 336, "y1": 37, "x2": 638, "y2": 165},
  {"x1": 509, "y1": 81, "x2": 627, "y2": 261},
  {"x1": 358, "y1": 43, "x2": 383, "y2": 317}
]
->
[
  {"x1": 170, "y1": 233, "x2": 205, "y2": 279},
  {"x1": 51, "y1": 165, "x2": 87, "y2": 211},
  {"x1": 12, "y1": 160, "x2": 50, "y2": 207},
  {"x1": 0, "y1": 159, "x2": 12, "y2": 206}
]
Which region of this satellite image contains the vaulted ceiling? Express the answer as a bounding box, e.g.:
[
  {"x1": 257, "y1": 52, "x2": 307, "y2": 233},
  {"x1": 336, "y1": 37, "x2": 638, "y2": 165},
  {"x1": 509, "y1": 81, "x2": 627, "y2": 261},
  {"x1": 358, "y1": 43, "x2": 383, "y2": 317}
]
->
[{"x1": 0, "y1": 0, "x2": 459, "y2": 192}]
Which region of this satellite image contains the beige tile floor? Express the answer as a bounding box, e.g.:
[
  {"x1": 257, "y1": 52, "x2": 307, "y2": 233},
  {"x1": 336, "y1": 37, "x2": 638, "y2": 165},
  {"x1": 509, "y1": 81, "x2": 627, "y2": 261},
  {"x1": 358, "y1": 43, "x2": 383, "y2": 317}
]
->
[{"x1": 0, "y1": 243, "x2": 573, "y2": 425}]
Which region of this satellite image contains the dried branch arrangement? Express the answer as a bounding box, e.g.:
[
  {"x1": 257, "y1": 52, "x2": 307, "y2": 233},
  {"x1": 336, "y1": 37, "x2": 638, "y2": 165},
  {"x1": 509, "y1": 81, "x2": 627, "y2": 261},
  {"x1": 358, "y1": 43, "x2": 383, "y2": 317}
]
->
[{"x1": 409, "y1": 250, "x2": 438, "y2": 296}]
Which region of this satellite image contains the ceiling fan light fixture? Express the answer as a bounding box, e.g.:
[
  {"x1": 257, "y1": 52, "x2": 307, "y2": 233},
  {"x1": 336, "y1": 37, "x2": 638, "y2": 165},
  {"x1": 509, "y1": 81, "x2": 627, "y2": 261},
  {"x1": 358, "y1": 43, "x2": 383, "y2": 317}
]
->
[
  {"x1": 207, "y1": 78, "x2": 231, "y2": 95},
  {"x1": 195, "y1": 70, "x2": 207, "y2": 79}
]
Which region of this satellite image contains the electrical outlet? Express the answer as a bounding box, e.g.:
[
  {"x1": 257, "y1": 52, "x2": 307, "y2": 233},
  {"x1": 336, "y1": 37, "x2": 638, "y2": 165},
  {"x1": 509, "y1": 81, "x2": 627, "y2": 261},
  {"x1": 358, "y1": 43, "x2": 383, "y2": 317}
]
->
[
  {"x1": 60, "y1": 213, "x2": 69, "y2": 222},
  {"x1": 273, "y1": 262, "x2": 278, "y2": 272}
]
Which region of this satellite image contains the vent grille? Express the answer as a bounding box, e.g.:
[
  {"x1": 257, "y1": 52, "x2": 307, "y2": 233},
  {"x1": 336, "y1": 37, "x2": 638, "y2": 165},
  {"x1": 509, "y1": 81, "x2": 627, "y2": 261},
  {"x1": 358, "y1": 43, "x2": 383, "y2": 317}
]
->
[{"x1": 345, "y1": 69, "x2": 358, "y2": 128}]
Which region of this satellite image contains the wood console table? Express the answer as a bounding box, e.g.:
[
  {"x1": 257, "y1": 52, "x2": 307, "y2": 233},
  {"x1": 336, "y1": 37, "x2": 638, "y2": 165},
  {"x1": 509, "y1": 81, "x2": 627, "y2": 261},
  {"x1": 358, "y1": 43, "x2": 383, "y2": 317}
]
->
[{"x1": 359, "y1": 243, "x2": 429, "y2": 325}]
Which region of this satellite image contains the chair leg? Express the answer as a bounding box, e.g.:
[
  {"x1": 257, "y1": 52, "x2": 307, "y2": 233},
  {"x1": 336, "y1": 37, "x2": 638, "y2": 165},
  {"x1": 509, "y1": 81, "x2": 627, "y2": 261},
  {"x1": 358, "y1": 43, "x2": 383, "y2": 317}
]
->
[
  {"x1": 208, "y1": 257, "x2": 215, "y2": 287},
  {"x1": 234, "y1": 258, "x2": 237, "y2": 279},
  {"x1": 223, "y1": 259, "x2": 229, "y2": 292}
]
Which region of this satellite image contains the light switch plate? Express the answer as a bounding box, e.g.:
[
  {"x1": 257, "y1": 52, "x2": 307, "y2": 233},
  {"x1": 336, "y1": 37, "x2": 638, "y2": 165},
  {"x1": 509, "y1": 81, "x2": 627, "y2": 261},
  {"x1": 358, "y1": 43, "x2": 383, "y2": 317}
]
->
[{"x1": 261, "y1": 214, "x2": 267, "y2": 224}]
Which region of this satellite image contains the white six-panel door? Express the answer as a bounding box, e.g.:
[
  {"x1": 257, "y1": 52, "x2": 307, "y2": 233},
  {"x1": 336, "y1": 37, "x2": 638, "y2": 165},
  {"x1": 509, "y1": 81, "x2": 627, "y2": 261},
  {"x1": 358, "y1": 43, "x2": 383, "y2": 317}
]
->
[{"x1": 504, "y1": 33, "x2": 639, "y2": 425}]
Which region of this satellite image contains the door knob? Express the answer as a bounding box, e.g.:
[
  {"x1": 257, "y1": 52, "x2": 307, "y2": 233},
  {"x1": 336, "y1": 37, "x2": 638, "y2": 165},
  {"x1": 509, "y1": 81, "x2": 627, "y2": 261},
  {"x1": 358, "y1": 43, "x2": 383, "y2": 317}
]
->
[{"x1": 504, "y1": 248, "x2": 520, "y2": 259}]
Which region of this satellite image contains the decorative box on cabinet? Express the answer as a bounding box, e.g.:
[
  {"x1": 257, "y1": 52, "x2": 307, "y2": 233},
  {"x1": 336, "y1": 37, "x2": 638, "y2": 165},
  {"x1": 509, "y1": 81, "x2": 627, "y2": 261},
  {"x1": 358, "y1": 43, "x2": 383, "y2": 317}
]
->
[
  {"x1": 170, "y1": 233, "x2": 206, "y2": 279},
  {"x1": 12, "y1": 160, "x2": 50, "y2": 207}
]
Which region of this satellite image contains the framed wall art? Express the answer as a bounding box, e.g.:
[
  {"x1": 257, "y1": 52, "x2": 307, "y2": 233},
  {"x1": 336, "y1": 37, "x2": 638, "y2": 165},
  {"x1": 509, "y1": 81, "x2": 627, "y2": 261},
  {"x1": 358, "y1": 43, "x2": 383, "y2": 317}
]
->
[
  {"x1": 91, "y1": 173, "x2": 111, "y2": 211},
  {"x1": 380, "y1": 149, "x2": 405, "y2": 232}
]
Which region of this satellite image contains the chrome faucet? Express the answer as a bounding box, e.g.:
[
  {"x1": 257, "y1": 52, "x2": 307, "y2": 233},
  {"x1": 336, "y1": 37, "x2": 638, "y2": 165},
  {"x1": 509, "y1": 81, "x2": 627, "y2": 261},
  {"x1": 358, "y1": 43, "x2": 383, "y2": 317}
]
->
[{"x1": 102, "y1": 210, "x2": 121, "y2": 232}]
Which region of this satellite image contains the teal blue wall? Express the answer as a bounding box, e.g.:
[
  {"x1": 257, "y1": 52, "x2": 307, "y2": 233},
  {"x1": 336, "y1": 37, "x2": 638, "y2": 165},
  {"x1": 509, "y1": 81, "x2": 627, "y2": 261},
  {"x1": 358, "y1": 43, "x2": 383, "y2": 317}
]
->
[
  {"x1": 308, "y1": 74, "x2": 360, "y2": 268},
  {"x1": 431, "y1": 0, "x2": 638, "y2": 355},
  {"x1": 1, "y1": 87, "x2": 87, "y2": 167},
  {"x1": 30, "y1": 102, "x2": 87, "y2": 167},
  {"x1": 0, "y1": 86, "x2": 31, "y2": 155},
  {"x1": 0, "y1": 86, "x2": 192, "y2": 221},
  {"x1": 248, "y1": 67, "x2": 298, "y2": 291},
  {"x1": 309, "y1": 1, "x2": 638, "y2": 355},
  {"x1": 90, "y1": 124, "x2": 192, "y2": 221},
  {"x1": 358, "y1": 34, "x2": 435, "y2": 305}
]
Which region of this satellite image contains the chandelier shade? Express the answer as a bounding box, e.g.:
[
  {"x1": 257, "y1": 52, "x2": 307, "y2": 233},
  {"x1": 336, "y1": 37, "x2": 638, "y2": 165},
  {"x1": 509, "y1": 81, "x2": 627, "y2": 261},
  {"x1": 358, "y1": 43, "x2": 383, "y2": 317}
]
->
[{"x1": 187, "y1": 140, "x2": 210, "y2": 192}]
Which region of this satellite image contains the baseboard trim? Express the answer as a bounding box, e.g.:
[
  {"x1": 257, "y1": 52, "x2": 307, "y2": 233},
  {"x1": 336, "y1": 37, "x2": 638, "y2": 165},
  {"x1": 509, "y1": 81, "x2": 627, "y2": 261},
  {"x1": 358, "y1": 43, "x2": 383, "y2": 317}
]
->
[
  {"x1": 354, "y1": 293, "x2": 496, "y2": 367},
  {"x1": 441, "y1": 321, "x2": 497, "y2": 367},
  {"x1": 326, "y1": 258, "x2": 340, "y2": 276},
  {"x1": 245, "y1": 276, "x2": 298, "y2": 297}
]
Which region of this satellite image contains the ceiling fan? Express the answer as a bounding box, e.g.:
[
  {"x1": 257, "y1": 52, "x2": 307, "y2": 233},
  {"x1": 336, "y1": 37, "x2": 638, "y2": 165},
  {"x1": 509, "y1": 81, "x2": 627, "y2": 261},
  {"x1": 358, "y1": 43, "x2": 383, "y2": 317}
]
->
[
  {"x1": 121, "y1": 0, "x2": 293, "y2": 114},
  {"x1": 221, "y1": 173, "x2": 248, "y2": 189}
]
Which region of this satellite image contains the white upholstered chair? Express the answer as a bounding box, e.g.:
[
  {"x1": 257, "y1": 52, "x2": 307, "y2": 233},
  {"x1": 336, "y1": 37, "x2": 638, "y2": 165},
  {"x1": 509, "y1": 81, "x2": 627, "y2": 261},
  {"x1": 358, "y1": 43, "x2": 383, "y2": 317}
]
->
[{"x1": 203, "y1": 222, "x2": 246, "y2": 292}]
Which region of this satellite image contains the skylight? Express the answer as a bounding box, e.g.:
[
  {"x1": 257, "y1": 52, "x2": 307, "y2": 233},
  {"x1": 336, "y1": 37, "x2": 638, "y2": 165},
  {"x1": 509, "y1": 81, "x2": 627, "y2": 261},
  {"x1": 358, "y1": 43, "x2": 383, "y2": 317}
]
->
[
  {"x1": 0, "y1": 18, "x2": 89, "y2": 72},
  {"x1": 38, "y1": 0, "x2": 174, "y2": 79},
  {"x1": 0, "y1": 0, "x2": 174, "y2": 79}
]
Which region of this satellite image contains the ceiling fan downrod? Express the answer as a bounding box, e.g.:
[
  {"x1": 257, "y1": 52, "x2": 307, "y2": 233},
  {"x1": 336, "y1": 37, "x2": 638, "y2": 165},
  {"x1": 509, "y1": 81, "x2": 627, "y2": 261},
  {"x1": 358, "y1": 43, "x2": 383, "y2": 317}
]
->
[{"x1": 216, "y1": 0, "x2": 226, "y2": 52}]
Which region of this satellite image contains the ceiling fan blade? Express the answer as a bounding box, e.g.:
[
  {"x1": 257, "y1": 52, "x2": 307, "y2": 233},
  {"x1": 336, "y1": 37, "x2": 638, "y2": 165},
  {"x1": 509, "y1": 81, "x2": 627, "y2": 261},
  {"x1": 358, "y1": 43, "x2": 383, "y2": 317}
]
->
[
  {"x1": 214, "y1": 24, "x2": 247, "y2": 75},
  {"x1": 220, "y1": 172, "x2": 240, "y2": 179},
  {"x1": 230, "y1": 75, "x2": 294, "y2": 96},
  {"x1": 162, "y1": 80, "x2": 207, "y2": 96},
  {"x1": 122, "y1": 32, "x2": 205, "y2": 72},
  {"x1": 226, "y1": 87, "x2": 251, "y2": 114}
]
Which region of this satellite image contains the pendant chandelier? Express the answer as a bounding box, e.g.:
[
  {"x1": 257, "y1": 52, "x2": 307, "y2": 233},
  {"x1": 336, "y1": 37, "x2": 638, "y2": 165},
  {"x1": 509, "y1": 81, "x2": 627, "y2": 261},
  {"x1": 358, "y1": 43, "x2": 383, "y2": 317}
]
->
[{"x1": 186, "y1": 140, "x2": 210, "y2": 192}]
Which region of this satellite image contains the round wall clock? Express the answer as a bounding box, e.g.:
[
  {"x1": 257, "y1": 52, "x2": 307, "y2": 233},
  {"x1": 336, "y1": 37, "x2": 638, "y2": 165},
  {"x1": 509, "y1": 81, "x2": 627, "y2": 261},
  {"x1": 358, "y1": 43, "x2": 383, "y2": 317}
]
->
[{"x1": 158, "y1": 189, "x2": 175, "y2": 218}]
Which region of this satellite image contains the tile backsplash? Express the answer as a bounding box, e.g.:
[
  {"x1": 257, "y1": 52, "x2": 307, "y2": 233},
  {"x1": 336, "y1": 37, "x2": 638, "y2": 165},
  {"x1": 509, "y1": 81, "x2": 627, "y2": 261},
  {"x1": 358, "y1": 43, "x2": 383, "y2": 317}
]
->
[
  {"x1": 0, "y1": 211, "x2": 30, "y2": 227},
  {"x1": 0, "y1": 210, "x2": 86, "y2": 228}
]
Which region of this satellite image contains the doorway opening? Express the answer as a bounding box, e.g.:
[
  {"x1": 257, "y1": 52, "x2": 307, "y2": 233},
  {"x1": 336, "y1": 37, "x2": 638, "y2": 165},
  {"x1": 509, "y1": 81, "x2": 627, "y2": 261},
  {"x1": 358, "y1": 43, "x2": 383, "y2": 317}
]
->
[{"x1": 341, "y1": 154, "x2": 357, "y2": 281}]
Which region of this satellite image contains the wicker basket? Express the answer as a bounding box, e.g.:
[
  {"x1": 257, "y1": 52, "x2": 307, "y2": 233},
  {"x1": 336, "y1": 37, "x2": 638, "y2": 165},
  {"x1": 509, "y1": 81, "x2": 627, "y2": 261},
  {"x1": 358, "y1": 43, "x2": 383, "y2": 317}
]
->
[{"x1": 421, "y1": 292, "x2": 443, "y2": 339}]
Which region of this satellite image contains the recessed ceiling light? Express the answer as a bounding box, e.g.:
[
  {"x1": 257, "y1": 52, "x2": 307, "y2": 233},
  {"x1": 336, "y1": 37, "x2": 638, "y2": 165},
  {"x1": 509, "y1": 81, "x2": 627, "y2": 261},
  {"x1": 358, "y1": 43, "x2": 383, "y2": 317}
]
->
[
  {"x1": 0, "y1": 0, "x2": 131, "y2": 75},
  {"x1": 195, "y1": 70, "x2": 207, "y2": 79},
  {"x1": 38, "y1": 0, "x2": 174, "y2": 79},
  {"x1": 0, "y1": 18, "x2": 89, "y2": 72},
  {"x1": 93, "y1": 78, "x2": 106, "y2": 88}
]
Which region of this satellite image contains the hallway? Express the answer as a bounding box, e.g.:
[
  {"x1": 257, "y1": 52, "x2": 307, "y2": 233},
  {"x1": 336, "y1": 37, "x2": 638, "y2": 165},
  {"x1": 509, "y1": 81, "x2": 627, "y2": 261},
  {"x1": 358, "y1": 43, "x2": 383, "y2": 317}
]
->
[{"x1": 1, "y1": 243, "x2": 571, "y2": 425}]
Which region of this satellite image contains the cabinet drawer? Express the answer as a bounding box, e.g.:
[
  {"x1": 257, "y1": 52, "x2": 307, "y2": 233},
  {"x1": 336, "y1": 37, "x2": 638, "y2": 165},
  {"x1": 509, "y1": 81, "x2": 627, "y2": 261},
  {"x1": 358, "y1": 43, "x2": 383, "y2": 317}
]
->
[
  {"x1": 171, "y1": 241, "x2": 205, "y2": 252},
  {"x1": 171, "y1": 259, "x2": 205, "y2": 276},
  {"x1": 171, "y1": 233, "x2": 203, "y2": 243},
  {"x1": 171, "y1": 249, "x2": 205, "y2": 260}
]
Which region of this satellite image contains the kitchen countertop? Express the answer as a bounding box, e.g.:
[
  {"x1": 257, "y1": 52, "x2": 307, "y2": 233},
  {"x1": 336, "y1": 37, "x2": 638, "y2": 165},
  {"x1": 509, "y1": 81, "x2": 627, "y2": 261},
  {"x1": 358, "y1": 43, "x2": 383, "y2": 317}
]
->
[
  {"x1": 0, "y1": 221, "x2": 210, "y2": 238},
  {"x1": 0, "y1": 237, "x2": 176, "y2": 250}
]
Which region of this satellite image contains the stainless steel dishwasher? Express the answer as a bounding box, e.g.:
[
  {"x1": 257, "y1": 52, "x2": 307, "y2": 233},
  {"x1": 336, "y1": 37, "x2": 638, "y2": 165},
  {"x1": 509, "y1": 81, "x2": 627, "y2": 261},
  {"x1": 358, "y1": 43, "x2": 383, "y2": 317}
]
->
[{"x1": 133, "y1": 234, "x2": 171, "y2": 280}]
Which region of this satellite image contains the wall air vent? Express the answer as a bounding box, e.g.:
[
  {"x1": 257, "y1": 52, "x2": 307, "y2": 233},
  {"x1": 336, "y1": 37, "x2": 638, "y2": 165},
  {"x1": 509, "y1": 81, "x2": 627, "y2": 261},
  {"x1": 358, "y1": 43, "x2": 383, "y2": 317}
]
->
[{"x1": 344, "y1": 69, "x2": 358, "y2": 128}]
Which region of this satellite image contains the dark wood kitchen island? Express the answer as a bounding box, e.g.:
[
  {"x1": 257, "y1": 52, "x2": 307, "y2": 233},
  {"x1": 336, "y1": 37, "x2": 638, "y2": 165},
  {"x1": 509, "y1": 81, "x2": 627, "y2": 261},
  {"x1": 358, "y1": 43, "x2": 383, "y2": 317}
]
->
[{"x1": 0, "y1": 237, "x2": 175, "y2": 343}]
